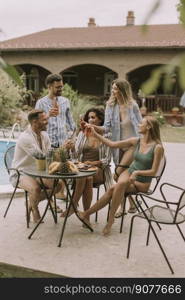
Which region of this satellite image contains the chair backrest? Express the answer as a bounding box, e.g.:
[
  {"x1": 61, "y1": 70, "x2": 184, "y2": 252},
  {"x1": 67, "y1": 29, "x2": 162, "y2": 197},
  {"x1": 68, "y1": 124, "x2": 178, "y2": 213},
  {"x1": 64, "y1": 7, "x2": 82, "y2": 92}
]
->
[
  {"x1": 148, "y1": 155, "x2": 166, "y2": 194},
  {"x1": 4, "y1": 145, "x2": 15, "y2": 174},
  {"x1": 178, "y1": 190, "x2": 185, "y2": 211},
  {"x1": 167, "y1": 189, "x2": 185, "y2": 223}
]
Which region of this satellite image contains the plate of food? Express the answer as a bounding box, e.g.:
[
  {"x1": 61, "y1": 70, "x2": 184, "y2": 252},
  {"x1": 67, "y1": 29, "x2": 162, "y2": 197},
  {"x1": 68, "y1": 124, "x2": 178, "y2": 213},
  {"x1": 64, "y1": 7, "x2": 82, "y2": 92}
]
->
[
  {"x1": 54, "y1": 172, "x2": 78, "y2": 176},
  {"x1": 80, "y1": 167, "x2": 98, "y2": 172}
]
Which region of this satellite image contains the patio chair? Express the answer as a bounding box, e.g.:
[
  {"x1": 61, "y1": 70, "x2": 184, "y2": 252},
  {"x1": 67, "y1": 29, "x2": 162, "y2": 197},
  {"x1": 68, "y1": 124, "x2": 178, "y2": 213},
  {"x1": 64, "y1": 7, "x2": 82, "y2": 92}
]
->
[
  {"x1": 114, "y1": 155, "x2": 166, "y2": 233},
  {"x1": 3, "y1": 145, "x2": 30, "y2": 228},
  {"x1": 3, "y1": 145, "x2": 58, "y2": 227},
  {"x1": 126, "y1": 182, "x2": 185, "y2": 274}
]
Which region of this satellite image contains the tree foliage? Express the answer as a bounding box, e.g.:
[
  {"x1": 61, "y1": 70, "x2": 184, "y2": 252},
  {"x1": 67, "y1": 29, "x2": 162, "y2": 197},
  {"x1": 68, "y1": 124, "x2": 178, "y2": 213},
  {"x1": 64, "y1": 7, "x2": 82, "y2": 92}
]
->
[
  {"x1": 140, "y1": 0, "x2": 185, "y2": 95},
  {"x1": 0, "y1": 70, "x2": 26, "y2": 126},
  {"x1": 177, "y1": 0, "x2": 185, "y2": 25}
]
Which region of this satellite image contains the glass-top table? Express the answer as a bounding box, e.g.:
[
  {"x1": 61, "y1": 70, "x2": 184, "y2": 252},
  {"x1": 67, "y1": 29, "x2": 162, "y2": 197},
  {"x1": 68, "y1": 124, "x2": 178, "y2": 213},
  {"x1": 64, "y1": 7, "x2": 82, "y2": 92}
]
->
[{"x1": 23, "y1": 169, "x2": 97, "y2": 247}]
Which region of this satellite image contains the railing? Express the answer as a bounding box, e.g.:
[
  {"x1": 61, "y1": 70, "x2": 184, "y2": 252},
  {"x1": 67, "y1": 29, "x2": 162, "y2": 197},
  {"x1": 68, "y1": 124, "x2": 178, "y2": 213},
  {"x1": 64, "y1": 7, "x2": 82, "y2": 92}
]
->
[
  {"x1": 137, "y1": 95, "x2": 180, "y2": 113},
  {"x1": 6, "y1": 122, "x2": 21, "y2": 146}
]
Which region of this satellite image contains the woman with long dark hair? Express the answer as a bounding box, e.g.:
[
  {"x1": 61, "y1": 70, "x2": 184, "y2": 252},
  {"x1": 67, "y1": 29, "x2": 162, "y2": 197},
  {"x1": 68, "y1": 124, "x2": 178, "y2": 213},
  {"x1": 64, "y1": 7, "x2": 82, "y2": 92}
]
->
[{"x1": 61, "y1": 107, "x2": 113, "y2": 225}]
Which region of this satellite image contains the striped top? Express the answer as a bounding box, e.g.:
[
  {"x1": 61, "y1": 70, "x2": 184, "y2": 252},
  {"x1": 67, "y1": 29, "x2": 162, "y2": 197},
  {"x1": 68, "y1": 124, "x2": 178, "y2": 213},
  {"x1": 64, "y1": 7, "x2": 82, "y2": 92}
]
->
[
  {"x1": 35, "y1": 95, "x2": 76, "y2": 147},
  {"x1": 75, "y1": 131, "x2": 114, "y2": 190}
]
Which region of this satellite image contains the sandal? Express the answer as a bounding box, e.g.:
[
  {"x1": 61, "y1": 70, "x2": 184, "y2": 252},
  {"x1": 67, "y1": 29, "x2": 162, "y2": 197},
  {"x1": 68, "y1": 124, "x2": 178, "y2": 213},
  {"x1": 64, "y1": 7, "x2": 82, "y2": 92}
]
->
[
  {"x1": 77, "y1": 211, "x2": 92, "y2": 229},
  {"x1": 127, "y1": 207, "x2": 137, "y2": 214},
  {"x1": 115, "y1": 210, "x2": 127, "y2": 218}
]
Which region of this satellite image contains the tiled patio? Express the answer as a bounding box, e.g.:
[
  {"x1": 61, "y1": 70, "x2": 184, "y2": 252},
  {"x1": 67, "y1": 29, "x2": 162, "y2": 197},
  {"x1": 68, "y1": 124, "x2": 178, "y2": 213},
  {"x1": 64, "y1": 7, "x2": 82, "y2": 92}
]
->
[{"x1": 0, "y1": 142, "x2": 185, "y2": 278}]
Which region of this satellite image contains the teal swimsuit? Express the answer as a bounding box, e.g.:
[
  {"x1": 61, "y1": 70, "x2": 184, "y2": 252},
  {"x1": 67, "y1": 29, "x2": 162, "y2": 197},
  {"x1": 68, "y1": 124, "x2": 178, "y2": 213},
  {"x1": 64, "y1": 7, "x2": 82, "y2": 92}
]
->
[{"x1": 128, "y1": 139, "x2": 156, "y2": 183}]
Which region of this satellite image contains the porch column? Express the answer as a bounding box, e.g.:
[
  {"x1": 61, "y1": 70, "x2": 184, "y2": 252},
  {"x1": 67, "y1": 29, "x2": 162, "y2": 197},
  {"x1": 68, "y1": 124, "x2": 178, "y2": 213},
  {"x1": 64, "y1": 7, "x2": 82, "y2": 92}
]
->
[{"x1": 117, "y1": 68, "x2": 128, "y2": 80}]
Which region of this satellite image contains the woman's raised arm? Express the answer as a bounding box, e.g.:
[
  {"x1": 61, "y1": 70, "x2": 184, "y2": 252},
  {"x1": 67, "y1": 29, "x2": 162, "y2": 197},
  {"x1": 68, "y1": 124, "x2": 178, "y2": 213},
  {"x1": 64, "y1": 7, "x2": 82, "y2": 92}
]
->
[{"x1": 88, "y1": 126, "x2": 137, "y2": 149}]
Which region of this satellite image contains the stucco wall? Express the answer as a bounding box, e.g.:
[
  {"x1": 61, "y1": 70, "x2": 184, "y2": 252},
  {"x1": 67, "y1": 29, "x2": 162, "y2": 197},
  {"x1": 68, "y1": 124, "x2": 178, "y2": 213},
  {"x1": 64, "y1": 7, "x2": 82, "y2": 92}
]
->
[{"x1": 2, "y1": 48, "x2": 182, "y2": 77}]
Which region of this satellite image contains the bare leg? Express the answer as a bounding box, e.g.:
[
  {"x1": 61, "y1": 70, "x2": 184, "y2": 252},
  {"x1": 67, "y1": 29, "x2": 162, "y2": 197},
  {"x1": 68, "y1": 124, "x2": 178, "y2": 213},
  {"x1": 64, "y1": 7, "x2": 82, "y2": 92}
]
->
[
  {"x1": 55, "y1": 180, "x2": 67, "y2": 199},
  {"x1": 19, "y1": 175, "x2": 43, "y2": 223},
  {"x1": 19, "y1": 176, "x2": 62, "y2": 222},
  {"x1": 103, "y1": 171, "x2": 131, "y2": 235},
  {"x1": 82, "y1": 168, "x2": 104, "y2": 221},
  {"x1": 60, "y1": 177, "x2": 87, "y2": 217},
  {"x1": 103, "y1": 170, "x2": 150, "y2": 235},
  {"x1": 82, "y1": 177, "x2": 93, "y2": 221},
  {"x1": 42, "y1": 178, "x2": 63, "y2": 212},
  {"x1": 115, "y1": 147, "x2": 135, "y2": 216},
  {"x1": 78, "y1": 185, "x2": 115, "y2": 222}
]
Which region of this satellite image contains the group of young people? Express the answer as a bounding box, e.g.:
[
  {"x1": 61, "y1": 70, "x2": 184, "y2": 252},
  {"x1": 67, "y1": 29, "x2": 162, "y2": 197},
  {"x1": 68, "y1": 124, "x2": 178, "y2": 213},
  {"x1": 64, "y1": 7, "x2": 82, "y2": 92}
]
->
[{"x1": 10, "y1": 73, "x2": 164, "y2": 235}]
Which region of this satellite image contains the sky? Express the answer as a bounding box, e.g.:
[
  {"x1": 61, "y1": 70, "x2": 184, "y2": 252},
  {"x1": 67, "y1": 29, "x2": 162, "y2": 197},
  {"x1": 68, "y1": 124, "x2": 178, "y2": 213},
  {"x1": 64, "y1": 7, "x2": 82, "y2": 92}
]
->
[{"x1": 0, "y1": 0, "x2": 180, "y2": 41}]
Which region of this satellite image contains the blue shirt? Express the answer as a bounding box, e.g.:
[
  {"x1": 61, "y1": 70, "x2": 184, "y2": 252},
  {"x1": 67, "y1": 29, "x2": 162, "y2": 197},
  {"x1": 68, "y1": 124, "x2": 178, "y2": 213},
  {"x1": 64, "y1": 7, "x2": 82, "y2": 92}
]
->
[{"x1": 35, "y1": 95, "x2": 76, "y2": 147}]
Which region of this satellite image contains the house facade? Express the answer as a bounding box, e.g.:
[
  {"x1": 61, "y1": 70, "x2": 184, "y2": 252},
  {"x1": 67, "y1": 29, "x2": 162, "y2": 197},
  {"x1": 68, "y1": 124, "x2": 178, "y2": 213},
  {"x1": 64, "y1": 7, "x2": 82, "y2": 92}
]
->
[{"x1": 0, "y1": 12, "x2": 185, "y2": 111}]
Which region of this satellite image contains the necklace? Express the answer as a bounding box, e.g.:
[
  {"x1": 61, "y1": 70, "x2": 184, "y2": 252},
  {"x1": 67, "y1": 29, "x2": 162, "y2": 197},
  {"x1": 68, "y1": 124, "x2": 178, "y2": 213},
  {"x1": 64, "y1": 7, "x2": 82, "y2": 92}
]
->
[{"x1": 36, "y1": 133, "x2": 42, "y2": 150}]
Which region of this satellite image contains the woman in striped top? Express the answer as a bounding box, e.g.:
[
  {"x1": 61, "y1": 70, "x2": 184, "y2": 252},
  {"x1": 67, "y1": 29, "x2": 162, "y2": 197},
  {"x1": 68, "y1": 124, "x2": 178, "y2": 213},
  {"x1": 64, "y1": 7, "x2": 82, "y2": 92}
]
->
[{"x1": 61, "y1": 107, "x2": 113, "y2": 225}]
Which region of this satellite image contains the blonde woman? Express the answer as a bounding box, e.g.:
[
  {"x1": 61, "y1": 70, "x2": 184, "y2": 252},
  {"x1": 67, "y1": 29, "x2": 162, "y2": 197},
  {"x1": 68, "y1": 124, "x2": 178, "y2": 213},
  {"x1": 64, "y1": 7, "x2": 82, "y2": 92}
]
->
[
  {"x1": 78, "y1": 116, "x2": 164, "y2": 235},
  {"x1": 88, "y1": 79, "x2": 142, "y2": 216}
]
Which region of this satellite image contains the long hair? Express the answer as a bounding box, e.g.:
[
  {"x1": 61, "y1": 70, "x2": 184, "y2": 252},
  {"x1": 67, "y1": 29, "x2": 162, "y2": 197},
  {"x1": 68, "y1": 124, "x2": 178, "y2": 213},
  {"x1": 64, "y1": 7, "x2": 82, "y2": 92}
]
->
[
  {"x1": 107, "y1": 78, "x2": 134, "y2": 107},
  {"x1": 145, "y1": 116, "x2": 162, "y2": 144}
]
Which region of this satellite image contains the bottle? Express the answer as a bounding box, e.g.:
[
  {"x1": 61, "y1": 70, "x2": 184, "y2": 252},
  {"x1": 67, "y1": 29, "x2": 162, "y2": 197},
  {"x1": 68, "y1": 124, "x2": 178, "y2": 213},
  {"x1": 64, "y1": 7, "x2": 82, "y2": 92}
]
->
[{"x1": 52, "y1": 98, "x2": 59, "y2": 116}]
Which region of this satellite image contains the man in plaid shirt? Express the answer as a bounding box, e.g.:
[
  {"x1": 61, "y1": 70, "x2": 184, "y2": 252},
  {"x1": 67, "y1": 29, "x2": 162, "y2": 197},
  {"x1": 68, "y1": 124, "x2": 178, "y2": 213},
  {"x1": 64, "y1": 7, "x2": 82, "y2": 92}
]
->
[{"x1": 35, "y1": 74, "x2": 76, "y2": 148}]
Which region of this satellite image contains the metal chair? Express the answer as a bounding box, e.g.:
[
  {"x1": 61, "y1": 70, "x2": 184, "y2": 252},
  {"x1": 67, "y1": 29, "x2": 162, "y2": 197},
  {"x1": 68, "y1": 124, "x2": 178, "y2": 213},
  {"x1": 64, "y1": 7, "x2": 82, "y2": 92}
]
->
[
  {"x1": 115, "y1": 155, "x2": 166, "y2": 233},
  {"x1": 4, "y1": 145, "x2": 58, "y2": 227},
  {"x1": 127, "y1": 182, "x2": 185, "y2": 274},
  {"x1": 3, "y1": 145, "x2": 30, "y2": 228}
]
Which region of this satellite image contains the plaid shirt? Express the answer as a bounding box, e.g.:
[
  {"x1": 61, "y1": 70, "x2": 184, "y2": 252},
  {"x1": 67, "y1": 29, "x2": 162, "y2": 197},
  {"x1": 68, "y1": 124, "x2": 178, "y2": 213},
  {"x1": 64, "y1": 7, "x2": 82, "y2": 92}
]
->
[{"x1": 35, "y1": 95, "x2": 76, "y2": 147}]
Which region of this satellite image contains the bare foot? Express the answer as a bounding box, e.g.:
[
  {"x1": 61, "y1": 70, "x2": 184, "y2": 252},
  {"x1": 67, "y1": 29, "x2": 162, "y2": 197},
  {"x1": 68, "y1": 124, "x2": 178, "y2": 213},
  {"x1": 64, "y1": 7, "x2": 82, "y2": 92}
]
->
[
  {"x1": 127, "y1": 206, "x2": 137, "y2": 214},
  {"x1": 82, "y1": 221, "x2": 92, "y2": 229},
  {"x1": 32, "y1": 208, "x2": 44, "y2": 223},
  {"x1": 77, "y1": 211, "x2": 92, "y2": 228},
  {"x1": 60, "y1": 208, "x2": 74, "y2": 218},
  {"x1": 49, "y1": 203, "x2": 63, "y2": 213},
  {"x1": 115, "y1": 208, "x2": 126, "y2": 218},
  {"x1": 102, "y1": 220, "x2": 114, "y2": 236},
  {"x1": 77, "y1": 211, "x2": 86, "y2": 220},
  {"x1": 33, "y1": 218, "x2": 44, "y2": 224}
]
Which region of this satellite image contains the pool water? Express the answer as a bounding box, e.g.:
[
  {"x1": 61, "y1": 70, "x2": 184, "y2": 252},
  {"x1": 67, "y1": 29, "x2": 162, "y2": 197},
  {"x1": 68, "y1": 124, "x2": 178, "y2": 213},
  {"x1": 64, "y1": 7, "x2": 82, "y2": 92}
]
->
[{"x1": 0, "y1": 141, "x2": 16, "y2": 185}]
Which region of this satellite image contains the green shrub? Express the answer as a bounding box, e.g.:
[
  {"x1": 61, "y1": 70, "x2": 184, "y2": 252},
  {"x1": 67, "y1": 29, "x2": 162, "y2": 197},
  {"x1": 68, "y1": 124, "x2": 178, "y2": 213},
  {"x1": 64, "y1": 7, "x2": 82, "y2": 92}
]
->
[
  {"x1": 0, "y1": 70, "x2": 27, "y2": 126},
  {"x1": 152, "y1": 110, "x2": 166, "y2": 126}
]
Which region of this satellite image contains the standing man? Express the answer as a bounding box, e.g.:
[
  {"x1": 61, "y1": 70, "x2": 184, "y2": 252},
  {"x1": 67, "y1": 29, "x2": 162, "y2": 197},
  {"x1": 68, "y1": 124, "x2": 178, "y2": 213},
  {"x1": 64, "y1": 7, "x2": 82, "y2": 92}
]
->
[
  {"x1": 10, "y1": 109, "x2": 62, "y2": 223},
  {"x1": 35, "y1": 73, "x2": 76, "y2": 148}
]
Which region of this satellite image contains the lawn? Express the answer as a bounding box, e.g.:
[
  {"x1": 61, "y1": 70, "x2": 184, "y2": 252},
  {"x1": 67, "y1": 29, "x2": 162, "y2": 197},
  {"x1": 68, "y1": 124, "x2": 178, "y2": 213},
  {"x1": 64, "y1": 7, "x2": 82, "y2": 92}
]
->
[{"x1": 160, "y1": 124, "x2": 185, "y2": 143}]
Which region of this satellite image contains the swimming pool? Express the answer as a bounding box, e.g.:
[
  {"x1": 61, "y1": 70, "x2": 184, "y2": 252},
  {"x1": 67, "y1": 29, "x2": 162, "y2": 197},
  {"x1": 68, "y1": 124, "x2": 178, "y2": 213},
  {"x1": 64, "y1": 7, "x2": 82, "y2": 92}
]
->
[{"x1": 0, "y1": 140, "x2": 16, "y2": 185}]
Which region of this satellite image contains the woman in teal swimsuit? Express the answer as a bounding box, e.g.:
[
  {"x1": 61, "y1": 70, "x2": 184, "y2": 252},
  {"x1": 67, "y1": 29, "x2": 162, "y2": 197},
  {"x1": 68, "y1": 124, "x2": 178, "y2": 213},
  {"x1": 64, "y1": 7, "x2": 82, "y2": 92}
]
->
[{"x1": 78, "y1": 116, "x2": 164, "y2": 235}]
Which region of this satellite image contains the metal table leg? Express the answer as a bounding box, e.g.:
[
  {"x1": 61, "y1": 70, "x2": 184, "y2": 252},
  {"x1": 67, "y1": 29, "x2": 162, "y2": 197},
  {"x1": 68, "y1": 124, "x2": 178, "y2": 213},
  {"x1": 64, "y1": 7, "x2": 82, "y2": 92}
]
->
[{"x1": 58, "y1": 178, "x2": 93, "y2": 247}]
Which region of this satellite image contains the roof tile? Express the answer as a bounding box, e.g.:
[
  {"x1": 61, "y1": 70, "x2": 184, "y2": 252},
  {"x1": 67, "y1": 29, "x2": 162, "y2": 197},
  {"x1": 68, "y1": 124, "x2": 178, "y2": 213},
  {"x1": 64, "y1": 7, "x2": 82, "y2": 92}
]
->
[{"x1": 0, "y1": 24, "x2": 185, "y2": 50}]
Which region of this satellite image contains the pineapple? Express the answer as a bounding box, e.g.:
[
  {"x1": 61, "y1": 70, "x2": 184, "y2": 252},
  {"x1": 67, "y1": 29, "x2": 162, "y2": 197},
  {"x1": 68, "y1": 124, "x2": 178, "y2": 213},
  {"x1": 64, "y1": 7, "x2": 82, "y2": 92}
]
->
[{"x1": 59, "y1": 147, "x2": 71, "y2": 173}]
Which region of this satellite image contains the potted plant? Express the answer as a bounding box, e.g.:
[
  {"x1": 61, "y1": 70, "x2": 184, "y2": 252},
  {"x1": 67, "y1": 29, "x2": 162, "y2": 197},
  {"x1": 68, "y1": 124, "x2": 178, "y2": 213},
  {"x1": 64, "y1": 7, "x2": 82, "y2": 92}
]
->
[{"x1": 171, "y1": 107, "x2": 180, "y2": 115}]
